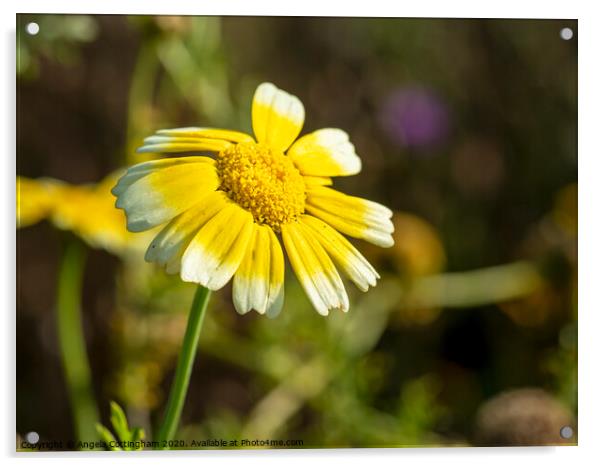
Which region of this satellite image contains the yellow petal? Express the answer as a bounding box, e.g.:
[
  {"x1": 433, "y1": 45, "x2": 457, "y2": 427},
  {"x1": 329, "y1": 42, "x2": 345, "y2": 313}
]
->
[
  {"x1": 112, "y1": 157, "x2": 219, "y2": 232},
  {"x1": 233, "y1": 225, "x2": 285, "y2": 317},
  {"x1": 180, "y1": 203, "x2": 254, "y2": 290},
  {"x1": 301, "y1": 215, "x2": 379, "y2": 292},
  {"x1": 145, "y1": 191, "x2": 230, "y2": 273},
  {"x1": 305, "y1": 186, "x2": 394, "y2": 248},
  {"x1": 265, "y1": 227, "x2": 286, "y2": 318},
  {"x1": 303, "y1": 175, "x2": 333, "y2": 187},
  {"x1": 233, "y1": 226, "x2": 261, "y2": 314},
  {"x1": 282, "y1": 221, "x2": 348, "y2": 315},
  {"x1": 157, "y1": 127, "x2": 254, "y2": 143},
  {"x1": 17, "y1": 177, "x2": 58, "y2": 228},
  {"x1": 252, "y1": 82, "x2": 305, "y2": 152},
  {"x1": 137, "y1": 127, "x2": 252, "y2": 154},
  {"x1": 289, "y1": 128, "x2": 361, "y2": 177},
  {"x1": 137, "y1": 139, "x2": 230, "y2": 154}
]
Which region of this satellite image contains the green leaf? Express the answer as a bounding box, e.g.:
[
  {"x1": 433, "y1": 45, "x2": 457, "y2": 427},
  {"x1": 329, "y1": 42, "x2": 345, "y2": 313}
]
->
[
  {"x1": 95, "y1": 423, "x2": 122, "y2": 451},
  {"x1": 130, "y1": 427, "x2": 146, "y2": 450},
  {"x1": 131, "y1": 427, "x2": 145, "y2": 442},
  {"x1": 109, "y1": 401, "x2": 130, "y2": 441},
  {"x1": 96, "y1": 401, "x2": 146, "y2": 451}
]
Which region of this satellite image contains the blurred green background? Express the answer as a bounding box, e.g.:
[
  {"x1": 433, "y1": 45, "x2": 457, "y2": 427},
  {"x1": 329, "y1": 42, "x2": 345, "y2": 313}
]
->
[{"x1": 16, "y1": 15, "x2": 577, "y2": 448}]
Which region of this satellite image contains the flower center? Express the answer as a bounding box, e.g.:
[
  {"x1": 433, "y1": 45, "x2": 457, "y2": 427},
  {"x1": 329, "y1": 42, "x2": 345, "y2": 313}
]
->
[{"x1": 216, "y1": 142, "x2": 306, "y2": 231}]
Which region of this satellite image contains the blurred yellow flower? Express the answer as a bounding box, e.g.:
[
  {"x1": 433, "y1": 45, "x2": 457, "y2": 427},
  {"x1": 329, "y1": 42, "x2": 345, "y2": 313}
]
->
[
  {"x1": 365, "y1": 211, "x2": 445, "y2": 277},
  {"x1": 390, "y1": 212, "x2": 445, "y2": 276},
  {"x1": 16, "y1": 177, "x2": 58, "y2": 228},
  {"x1": 113, "y1": 82, "x2": 394, "y2": 317},
  {"x1": 17, "y1": 173, "x2": 148, "y2": 255},
  {"x1": 362, "y1": 211, "x2": 446, "y2": 325}
]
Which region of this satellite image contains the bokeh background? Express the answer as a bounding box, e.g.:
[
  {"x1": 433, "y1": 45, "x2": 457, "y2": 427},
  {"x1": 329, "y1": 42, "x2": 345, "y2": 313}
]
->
[{"x1": 16, "y1": 15, "x2": 577, "y2": 448}]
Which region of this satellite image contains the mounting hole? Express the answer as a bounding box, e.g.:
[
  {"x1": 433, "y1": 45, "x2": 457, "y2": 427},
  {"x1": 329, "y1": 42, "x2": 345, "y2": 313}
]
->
[
  {"x1": 25, "y1": 431, "x2": 40, "y2": 444},
  {"x1": 25, "y1": 22, "x2": 40, "y2": 36},
  {"x1": 560, "y1": 425, "x2": 574, "y2": 439},
  {"x1": 560, "y1": 27, "x2": 573, "y2": 41}
]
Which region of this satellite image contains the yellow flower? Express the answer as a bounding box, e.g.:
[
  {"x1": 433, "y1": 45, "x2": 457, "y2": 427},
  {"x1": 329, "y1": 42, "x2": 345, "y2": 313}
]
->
[
  {"x1": 17, "y1": 173, "x2": 147, "y2": 255},
  {"x1": 16, "y1": 177, "x2": 58, "y2": 228},
  {"x1": 112, "y1": 82, "x2": 394, "y2": 316}
]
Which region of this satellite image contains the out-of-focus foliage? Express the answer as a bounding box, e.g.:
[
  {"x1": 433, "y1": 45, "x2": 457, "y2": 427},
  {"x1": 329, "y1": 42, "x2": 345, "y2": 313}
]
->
[
  {"x1": 124, "y1": 16, "x2": 235, "y2": 165},
  {"x1": 17, "y1": 15, "x2": 577, "y2": 449},
  {"x1": 17, "y1": 15, "x2": 98, "y2": 78}
]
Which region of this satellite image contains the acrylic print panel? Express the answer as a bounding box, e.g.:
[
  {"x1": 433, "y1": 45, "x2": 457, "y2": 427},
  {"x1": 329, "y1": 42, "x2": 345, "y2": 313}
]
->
[{"x1": 16, "y1": 14, "x2": 577, "y2": 451}]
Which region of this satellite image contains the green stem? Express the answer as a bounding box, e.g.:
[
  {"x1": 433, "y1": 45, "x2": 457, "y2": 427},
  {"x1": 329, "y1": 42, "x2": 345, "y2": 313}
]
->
[
  {"x1": 404, "y1": 261, "x2": 543, "y2": 309},
  {"x1": 156, "y1": 286, "x2": 211, "y2": 448},
  {"x1": 56, "y1": 239, "x2": 100, "y2": 445}
]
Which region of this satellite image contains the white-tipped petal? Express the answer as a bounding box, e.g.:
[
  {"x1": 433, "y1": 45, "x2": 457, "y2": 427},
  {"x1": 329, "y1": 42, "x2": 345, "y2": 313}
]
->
[
  {"x1": 112, "y1": 157, "x2": 218, "y2": 232},
  {"x1": 144, "y1": 191, "x2": 229, "y2": 273},
  {"x1": 180, "y1": 203, "x2": 254, "y2": 290},
  {"x1": 289, "y1": 128, "x2": 361, "y2": 177},
  {"x1": 301, "y1": 215, "x2": 379, "y2": 292},
  {"x1": 305, "y1": 186, "x2": 394, "y2": 248},
  {"x1": 233, "y1": 225, "x2": 285, "y2": 317},
  {"x1": 137, "y1": 127, "x2": 253, "y2": 154},
  {"x1": 282, "y1": 221, "x2": 349, "y2": 316},
  {"x1": 252, "y1": 82, "x2": 305, "y2": 152}
]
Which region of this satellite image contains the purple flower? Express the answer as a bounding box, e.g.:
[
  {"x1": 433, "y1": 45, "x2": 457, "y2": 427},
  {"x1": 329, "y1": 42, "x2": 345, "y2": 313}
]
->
[{"x1": 380, "y1": 86, "x2": 450, "y2": 150}]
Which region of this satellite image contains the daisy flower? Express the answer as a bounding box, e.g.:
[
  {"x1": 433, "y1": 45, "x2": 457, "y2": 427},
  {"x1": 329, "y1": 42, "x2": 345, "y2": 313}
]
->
[{"x1": 112, "y1": 82, "x2": 394, "y2": 316}]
